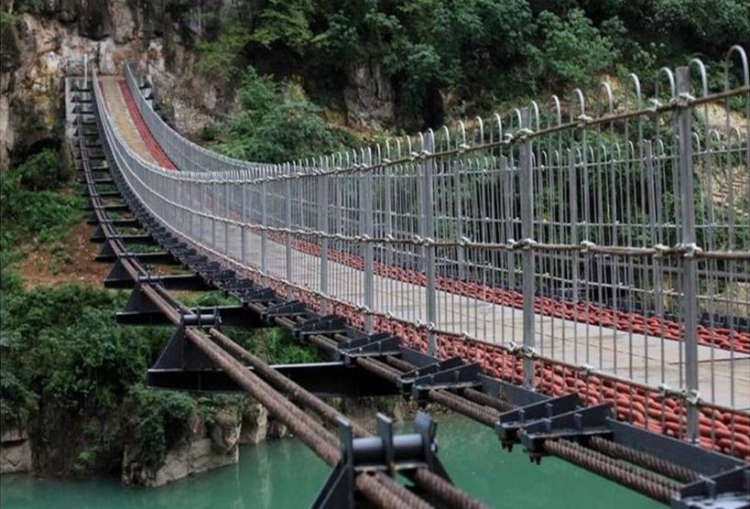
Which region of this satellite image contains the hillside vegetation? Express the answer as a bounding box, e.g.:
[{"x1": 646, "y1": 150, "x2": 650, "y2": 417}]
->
[{"x1": 188, "y1": 0, "x2": 749, "y2": 127}]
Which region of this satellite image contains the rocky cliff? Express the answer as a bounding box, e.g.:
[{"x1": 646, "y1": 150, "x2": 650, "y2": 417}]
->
[
  {"x1": 1, "y1": 0, "x2": 398, "y2": 171},
  {"x1": 0, "y1": 0, "x2": 238, "y2": 170}
]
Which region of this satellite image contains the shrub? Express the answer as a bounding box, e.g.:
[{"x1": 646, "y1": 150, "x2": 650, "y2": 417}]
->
[
  {"x1": 534, "y1": 9, "x2": 620, "y2": 89},
  {"x1": 218, "y1": 67, "x2": 357, "y2": 163},
  {"x1": 0, "y1": 149, "x2": 82, "y2": 250}
]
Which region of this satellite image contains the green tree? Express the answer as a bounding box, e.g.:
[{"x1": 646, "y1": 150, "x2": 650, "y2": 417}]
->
[
  {"x1": 195, "y1": 18, "x2": 251, "y2": 81},
  {"x1": 534, "y1": 8, "x2": 620, "y2": 89},
  {"x1": 251, "y1": 0, "x2": 315, "y2": 54},
  {"x1": 218, "y1": 67, "x2": 356, "y2": 163}
]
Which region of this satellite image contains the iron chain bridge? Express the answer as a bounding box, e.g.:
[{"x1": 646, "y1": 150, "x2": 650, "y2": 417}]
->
[{"x1": 66, "y1": 45, "x2": 750, "y2": 508}]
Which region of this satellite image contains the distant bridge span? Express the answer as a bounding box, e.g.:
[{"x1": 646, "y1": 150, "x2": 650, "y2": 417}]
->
[{"x1": 67, "y1": 46, "x2": 750, "y2": 508}]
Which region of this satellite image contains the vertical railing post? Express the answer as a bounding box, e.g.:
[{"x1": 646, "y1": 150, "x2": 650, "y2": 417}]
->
[
  {"x1": 675, "y1": 66, "x2": 699, "y2": 442},
  {"x1": 241, "y1": 170, "x2": 248, "y2": 266},
  {"x1": 568, "y1": 149, "x2": 579, "y2": 365},
  {"x1": 224, "y1": 172, "x2": 230, "y2": 258},
  {"x1": 520, "y1": 107, "x2": 536, "y2": 390},
  {"x1": 319, "y1": 157, "x2": 330, "y2": 314},
  {"x1": 384, "y1": 144, "x2": 393, "y2": 267},
  {"x1": 285, "y1": 171, "x2": 293, "y2": 289},
  {"x1": 422, "y1": 132, "x2": 437, "y2": 356},
  {"x1": 261, "y1": 180, "x2": 268, "y2": 286},
  {"x1": 211, "y1": 177, "x2": 217, "y2": 250},
  {"x1": 189, "y1": 179, "x2": 194, "y2": 240},
  {"x1": 361, "y1": 149, "x2": 374, "y2": 333}
]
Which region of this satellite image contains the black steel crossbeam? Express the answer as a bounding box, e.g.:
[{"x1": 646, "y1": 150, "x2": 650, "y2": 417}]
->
[{"x1": 148, "y1": 362, "x2": 400, "y2": 398}]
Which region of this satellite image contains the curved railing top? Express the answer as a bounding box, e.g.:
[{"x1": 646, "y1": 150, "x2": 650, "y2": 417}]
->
[
  {"x1": 124, "y1": 63, "x2": 280, "y2": 177},
  {"x1": 122, "y1": 46, "x2": 749, "y2": 185}
]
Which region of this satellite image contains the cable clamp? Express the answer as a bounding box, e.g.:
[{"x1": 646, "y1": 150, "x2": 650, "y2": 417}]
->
[
  {"x1": 670, "y1": 93, "x2": 696, "y2": 109},
  {"x1": 653, "y1": 243, "x2": 670, "y2": 258},
  {"x1": 678, "y1": 242, "x2": 703, "y2": 259},
  {"x1": 684, "y1": 389, "x2": 701, "y2": 406},
  {"x1": 580, "y1": 240, "x2": 596, "y2": 253},
  {"x1": 517, "y1": 238, "x2": 538, "y2": 250},
  {"x1": 517, "y1": 128, "x2": 534, "y2": 142},
  {"x1": 579, "y1": 363, "x2": 595, "y2": 376},
  {"x1": 509, "y1": 341, "x2": 534, "y2": 357},
  {"x1": 648, "y1": 98, "x2": 661, "y2": 116},
  {"x1": 658, "y1": 383, "x2": 671, "y2": 399},
  {"x1": 577, "y1": 115, "x2": 593, "y2": 128}
]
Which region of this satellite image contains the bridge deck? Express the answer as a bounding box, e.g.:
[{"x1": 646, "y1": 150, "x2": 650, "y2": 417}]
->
[
  {"x1": 207, "y1": 222, "x2": 750, "y2": 411},
  {"x1": 97, "y1": 76, "x2": 175, "y2": 169},
  {"x1": 99, "y1": 73, "x2": 748, "y2": 413}
]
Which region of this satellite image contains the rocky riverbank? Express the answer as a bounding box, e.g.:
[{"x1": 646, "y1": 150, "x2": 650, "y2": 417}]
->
[{"x1": 1, "y1": 395, "x2": 423, "y2": 488}]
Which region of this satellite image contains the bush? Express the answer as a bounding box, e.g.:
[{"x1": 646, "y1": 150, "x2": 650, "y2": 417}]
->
[
  {"x1": 15, "y1": 149, "x2": 70, "y2": 191},
  {"x1": 218, "y1": 67, "x2": 357, "y2": 163},
  {"x1": 195, "y1": 18, "x2": 251, "y2": 82},
  {"x1": 126, "y1": 385, "x2": 197, "y2": 468},
  {"x1": 199, "y1": 124, "x2": 219, "y2": 142},
  {"x1": 534, "y1": 9, "x2": 621, "y2": 89},
  {"x1": 0, "y1": 284, "x2": 170, "y2": 419},
  {"x1": 0, "y1": 149, "x2": 82, "y2": 250}
]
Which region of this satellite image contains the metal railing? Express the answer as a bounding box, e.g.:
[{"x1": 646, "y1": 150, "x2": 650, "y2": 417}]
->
[
  {"x1": 95, "y1": 46, "x2": 750, "y2": 459},
  {"x1": 123, "y1": 64, "x2": 278, "y2": 176}
]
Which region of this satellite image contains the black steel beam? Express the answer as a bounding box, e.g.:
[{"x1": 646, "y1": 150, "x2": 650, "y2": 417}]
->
[
  {"x1": 104, "y1": 272, "x2": 210, "y2": 290},
  {"x1": 96, "y1": 250, "x2": 178, "y2": 265},
  {"x1": 117, "y1": 304, "x2": 271, "y2": 327},
  {"x1": 148, "y1": 362, "x2": 401, "y2": 397}
]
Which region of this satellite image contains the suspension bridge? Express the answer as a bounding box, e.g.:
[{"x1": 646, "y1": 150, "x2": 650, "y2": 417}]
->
[{"x1": 65, "y1": 46, "x2": 750, "y2": 508}]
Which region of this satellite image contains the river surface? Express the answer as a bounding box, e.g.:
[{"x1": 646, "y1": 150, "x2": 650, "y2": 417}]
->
[{"x1": 1, "y1": 413, "x2": 661, "y2": 509}]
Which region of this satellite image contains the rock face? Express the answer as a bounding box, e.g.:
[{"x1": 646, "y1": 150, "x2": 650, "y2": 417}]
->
[
  {"x1": 239, "y1": 400, "x2": 268, "y2": 445},
  {"x1": 121, "y1": 408, "x2": 242, "y2": 488},
  {"x1": 0, "y1": 0, "x2": 234, "y2": 170},
  {"x1": 344, "y1": 61, "x2": 395, "y2": 128},
  {"x1": 0, "y1": 423, "x2": 33, "y2": 474}
]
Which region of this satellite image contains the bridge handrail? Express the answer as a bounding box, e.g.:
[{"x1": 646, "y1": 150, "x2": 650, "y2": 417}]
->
[
  {"x1": 92, "y1": 48, "x2": 750, "y2": 460},
  {"x1": 123, "y1": 63, "x2": 280, "y2": 176}
]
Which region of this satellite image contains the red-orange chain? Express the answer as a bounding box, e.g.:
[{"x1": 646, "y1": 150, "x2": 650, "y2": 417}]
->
[{"x1": 266, "y1": 231, "x2": 749, "y2": 354}]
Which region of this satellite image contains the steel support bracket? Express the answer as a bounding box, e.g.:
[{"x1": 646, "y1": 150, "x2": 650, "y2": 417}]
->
[
  {"x1": 234, "y1": 287, "x2": 277, "y2": 304},
  {"x1": 671, "y1": 465, "x2": 750, "y2": 509},
  {"x1": 496, "y1": 393, "x2": 582, "y2": 450},
  {"x1": 261, "y1": 300, "x2": 307, "y2": 322},
  {"x1": 337, "y1": 333, "x2": 401, "y2": 363},
  {"x1": 295, "y1": 315, "x2": 348, "y2": 339},
  {"x1": 151, "y1": 324, "x2": 216, "y2": 371},
  {"x1": 397, "y1": 357, "x2": 464, "y2": 393},
  {"x1": 220, "y1": 278, "x2": 254, "y2": 294},
  {"x1": 520, "y1": 404, "x2": 613, "y2": 460},
  {"x1": 411, "y1": 362, "x2": 482, "y2": 399}
]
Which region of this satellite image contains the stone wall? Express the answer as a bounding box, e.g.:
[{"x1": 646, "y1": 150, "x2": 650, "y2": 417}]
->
[{"x1": 0, "y1": 424, "x2": 33, "y2": 474}]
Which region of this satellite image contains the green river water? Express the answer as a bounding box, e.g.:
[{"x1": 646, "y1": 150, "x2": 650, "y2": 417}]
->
[{"x1": 1, "y1": 413, "x2": 662, "y2": 509}]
